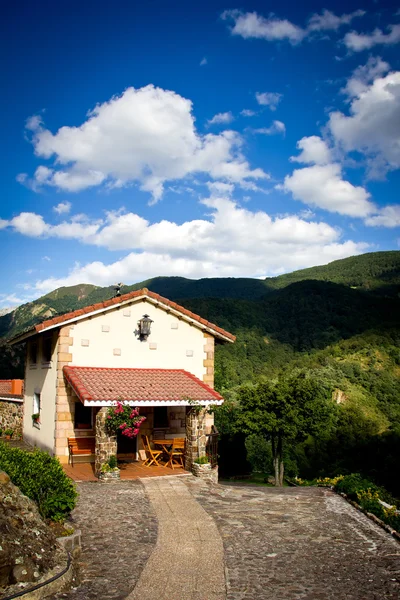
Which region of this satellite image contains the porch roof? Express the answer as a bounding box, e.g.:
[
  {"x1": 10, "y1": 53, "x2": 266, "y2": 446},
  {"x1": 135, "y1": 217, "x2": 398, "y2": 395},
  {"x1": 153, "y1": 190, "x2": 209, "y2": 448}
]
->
[{"x1": 63, "y1": 366, "x2": 223, "y2": 406}]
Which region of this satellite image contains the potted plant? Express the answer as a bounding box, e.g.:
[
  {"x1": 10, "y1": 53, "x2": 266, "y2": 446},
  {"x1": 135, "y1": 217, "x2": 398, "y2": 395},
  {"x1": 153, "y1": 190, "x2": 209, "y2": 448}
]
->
[
  {"x1": 32, "y1": 412, "x2": 40, "y2": 425},
  {"x1": 99, "y1": 455, "x2": 120, "y2": 482},
  {"x1": 192, "y1": 455, "x2": 212, "y2": 478},
  {"x1": 4, "y1": 428, "x2": 14, "y2": 440}
]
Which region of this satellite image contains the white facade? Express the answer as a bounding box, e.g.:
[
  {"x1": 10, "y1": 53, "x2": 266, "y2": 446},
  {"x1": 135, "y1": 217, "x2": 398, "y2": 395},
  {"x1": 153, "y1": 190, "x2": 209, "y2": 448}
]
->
[
  {"x1": 23, "y1": 332, "x2": 58, "y2": 452},
  {"x1": 70, "y1": 301, "x2": 206, "y2": 379}
]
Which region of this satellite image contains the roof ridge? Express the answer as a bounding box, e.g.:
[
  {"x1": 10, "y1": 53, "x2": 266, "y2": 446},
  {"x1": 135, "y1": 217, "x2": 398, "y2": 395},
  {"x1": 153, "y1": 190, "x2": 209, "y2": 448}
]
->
[{"x1": 32, "y1": 288, "x2": 235, "y2": 342}]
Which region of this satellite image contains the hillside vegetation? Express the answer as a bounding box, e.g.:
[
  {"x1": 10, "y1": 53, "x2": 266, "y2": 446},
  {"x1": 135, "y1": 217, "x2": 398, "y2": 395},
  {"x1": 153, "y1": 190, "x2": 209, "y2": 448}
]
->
[{"x1": 1, "y1": 251, "x2": 399, "y2": 494}]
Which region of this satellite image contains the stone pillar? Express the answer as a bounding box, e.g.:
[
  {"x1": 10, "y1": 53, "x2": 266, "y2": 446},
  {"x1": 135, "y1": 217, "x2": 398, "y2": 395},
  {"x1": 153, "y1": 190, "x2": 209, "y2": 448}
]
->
[
  {"x1": 95, "y1": 408, "x2": 117, "y2": 477},
  {"x1": 185, "y1": 408, "x2": 207, "y2": 472},
  {"x1": 54, "y1": 327, "x2": 74, "y2": 463},
  {"x1": 203, "y1": 334, "x2": 215, "y2": 388}
]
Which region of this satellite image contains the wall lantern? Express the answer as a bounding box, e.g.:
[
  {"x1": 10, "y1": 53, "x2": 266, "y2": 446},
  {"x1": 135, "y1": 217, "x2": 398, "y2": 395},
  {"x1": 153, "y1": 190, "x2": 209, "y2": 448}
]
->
[{"x1": 138, "y1": 314, "x2": 153, "y2": 340}]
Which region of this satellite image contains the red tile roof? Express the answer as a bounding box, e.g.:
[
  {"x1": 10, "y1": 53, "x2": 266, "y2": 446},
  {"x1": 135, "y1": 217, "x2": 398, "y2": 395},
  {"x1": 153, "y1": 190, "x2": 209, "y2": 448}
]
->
[
  {"x1": 31, "y1": 288, "x2": 235, "y2": 342},
  {"x1": 63, "y1": 366, "x2": 223, "y2": 405}
]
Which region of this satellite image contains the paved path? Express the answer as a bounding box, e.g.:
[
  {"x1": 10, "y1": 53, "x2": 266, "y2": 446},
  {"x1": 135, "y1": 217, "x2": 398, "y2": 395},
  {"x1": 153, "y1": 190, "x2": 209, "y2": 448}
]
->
[
  {"x1": 51, "y1": 481, "x2": 158, "y2": 600},
  {"x1": 186, "y1": 479, "x2": 400, "y2": 600},
  {"x1": 127, "y1": 477, "x2": 226, "y2": 600}
]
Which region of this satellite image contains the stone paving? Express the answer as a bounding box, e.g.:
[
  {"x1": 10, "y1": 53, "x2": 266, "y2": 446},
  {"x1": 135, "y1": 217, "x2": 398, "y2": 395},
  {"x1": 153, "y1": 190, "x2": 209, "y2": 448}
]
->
[
  {"x1": 50, "y1": 481, "x2": 158, "y2": 600},
  {"x1": 185, "y1": 479, "x2": 400, "y2": 600},
  {"x1": 49, "y1": 477, "x2": 400, "y2": 600},
  {"x1": 127, "y1": 477, "x2": 225, "y2": 600}
]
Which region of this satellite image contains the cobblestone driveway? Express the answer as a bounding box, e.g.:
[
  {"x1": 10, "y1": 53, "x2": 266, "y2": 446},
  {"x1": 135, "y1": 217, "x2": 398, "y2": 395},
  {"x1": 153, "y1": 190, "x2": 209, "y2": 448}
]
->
[
  {"x1": 51, "y1": 481, "x2": 157, "y2": 600},
  {"x1": 185, "y1": 480, "x2": 400, "y2": 600}
]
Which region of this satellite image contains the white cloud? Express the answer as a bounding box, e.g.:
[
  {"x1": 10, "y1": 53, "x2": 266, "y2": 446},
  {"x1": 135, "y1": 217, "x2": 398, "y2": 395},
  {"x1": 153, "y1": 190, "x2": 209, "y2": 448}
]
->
[
  {"x1": 253, "y1": 120, "x2": 286, "y2": 135},
  {"x1": 307, "y1": 9, "x2": 365, "y2": 32},
  {"x1": 329, "y1": 68, "x2": 400, "y2": 177},
  {"x1": 344, "y1": 24, "x2": 400, "y2": 51},
  {"x1": 255, "y1": 92, "x2": 282, "y2": 110},
  {"x1": 240, "y1": 109, "x2": 256, "y2": 117},
  {"x1": 290, "y1": 136, "x2": 332, "y2": 165},
  {"x1": 42, "y1": 256, "x2": 51, "y2": 261},
  {"x1": 364, "y1": 205, "x2": 400, "y2": 228},
  {"x1": 3, "y1": 200, "x2": 368, "y2": 293},
  {"x1": 280, "y1": 163, "x2": 375, "y2": 217},
  {"x1": 222, "y1": 10, "x2": 305, "y2": 44},
  {"x1": 342, "y1": 56, "x2": 390, "y2": 97},
  {"x1": 222, "y1": 9, "x2": 365, "y2": 44},
  {"x1": 53, "y1": 201, "x2": 72, "y2": 215},
  {"x1": 10, "y1": 213, "x2": 47, "y2": 237},
  {"x1": 207, "y1": 111, "x2": 234, "y2": 126},
  {"x1": 23, "y1": 85, "x2": 267, "y2": 201},
  {"x1": 200, "y1": 57, "x2": 207, "y2": 66}
]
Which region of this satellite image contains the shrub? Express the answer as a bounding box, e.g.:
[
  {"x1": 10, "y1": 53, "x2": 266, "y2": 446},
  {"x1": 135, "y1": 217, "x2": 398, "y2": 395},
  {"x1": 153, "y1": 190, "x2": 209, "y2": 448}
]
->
[
  {"x1": 194, "y1": 456, "x2": 210, "y2": 464},
  {"x1": 332, "y1": 473, "x2": 399, "y2": 533},
  {"x1": 108, "y1": 454, "x2": 118, "y2": 469},
  {"x1": 105, "y1": 401, "x2": 146, "y2": 438},
  {"x1": 0, "y1": 442, "x2": 77, "y2": 522}
]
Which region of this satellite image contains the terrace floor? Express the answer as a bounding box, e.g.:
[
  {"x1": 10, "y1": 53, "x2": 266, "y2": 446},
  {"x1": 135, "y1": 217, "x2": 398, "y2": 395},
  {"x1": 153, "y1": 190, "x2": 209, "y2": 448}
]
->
[{"x1": 63, "y1": 460, "x2": 188, "y2": 482}]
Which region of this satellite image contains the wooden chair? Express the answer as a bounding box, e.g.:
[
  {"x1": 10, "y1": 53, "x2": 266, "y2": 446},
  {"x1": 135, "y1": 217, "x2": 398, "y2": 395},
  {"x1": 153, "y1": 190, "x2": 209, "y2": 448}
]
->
[
  {"x1": 166, "y1": 438, "x2": 185, "y2": 469},
  {"x1": 141, "y1": 434, "x2": 163, "y2": 467}
]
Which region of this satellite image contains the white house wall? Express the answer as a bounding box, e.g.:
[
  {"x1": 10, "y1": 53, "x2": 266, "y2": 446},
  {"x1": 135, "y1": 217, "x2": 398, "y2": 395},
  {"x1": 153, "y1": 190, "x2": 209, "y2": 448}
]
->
[
  {"x1": 23, "y1": 335, "x2": 58, "y2": 453},
  {"x1": 70, "y1": 300, "x2": 207, "y2": 380}
]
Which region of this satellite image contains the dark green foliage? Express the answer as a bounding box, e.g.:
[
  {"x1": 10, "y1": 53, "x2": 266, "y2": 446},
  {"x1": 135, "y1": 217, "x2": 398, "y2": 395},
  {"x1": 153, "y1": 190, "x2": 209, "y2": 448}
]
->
[
  {"x1": 108, "y1": 455, "x2": 118, "y2": 469},
  {"x1": 0, "y1": 442, "x2": 77, "y2": 521}
]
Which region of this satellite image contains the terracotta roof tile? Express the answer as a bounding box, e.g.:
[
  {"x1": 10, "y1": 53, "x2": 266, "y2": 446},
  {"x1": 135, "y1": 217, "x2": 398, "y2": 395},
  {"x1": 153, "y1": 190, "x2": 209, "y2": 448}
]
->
[
  {"x1": 63, "y1": 366, "x2": 223, "y2": 405},
  {"x1": 30, "y1": 288, "x2": 235, "y2": 342},
  {"x1": 0, "y1": 379, "x2": 24, "y2": 399}
]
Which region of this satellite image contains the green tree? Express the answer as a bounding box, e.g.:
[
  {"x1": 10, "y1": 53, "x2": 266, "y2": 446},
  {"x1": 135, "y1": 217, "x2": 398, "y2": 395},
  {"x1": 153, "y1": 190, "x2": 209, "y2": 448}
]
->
[{"x1": 236, "y1": 372, "x2": 336, "y2": 486}]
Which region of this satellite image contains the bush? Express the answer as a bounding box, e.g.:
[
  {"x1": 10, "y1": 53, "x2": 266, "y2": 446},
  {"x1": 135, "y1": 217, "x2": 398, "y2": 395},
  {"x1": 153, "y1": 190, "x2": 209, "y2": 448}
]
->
[
  {"x1": 332, "y1": 473, "x2": 399, "y2": 533},
  {"x1": 0, "y1": 442, "x2": 77, "y2": 522},
  {"x1": 194, "y1": 456, "x2": 210, "y2": 464},
  {"x1": 108, "y1": 454, "x2": 118, "y2": 469}
]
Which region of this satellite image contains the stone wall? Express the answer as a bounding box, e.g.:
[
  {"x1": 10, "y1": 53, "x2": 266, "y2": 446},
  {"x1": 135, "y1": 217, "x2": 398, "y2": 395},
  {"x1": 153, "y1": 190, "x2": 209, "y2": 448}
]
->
[
  {"x1": 185, "y1": 409, "x2": 207, "y2": 472},
  {"x1": 0, "y1": 399, "x2": 23, "y2": 437},
  {"x1": 95, "y1": 407, "x2": 117, "y2": 477}
]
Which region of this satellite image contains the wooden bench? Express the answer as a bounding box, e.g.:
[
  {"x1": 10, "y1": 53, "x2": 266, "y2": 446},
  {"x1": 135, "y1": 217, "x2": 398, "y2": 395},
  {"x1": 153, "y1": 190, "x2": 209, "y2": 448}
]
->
[{"x1": 68, "y1": 437, "x2": 95, "y2": 467}]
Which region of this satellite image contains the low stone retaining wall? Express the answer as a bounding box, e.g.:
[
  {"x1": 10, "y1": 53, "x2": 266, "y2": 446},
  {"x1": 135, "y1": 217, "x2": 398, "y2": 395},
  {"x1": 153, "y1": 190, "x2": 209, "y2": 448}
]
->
[
  {"x1": 98, "y1": 469, "x2": 121, "y2": 483},
  {"x1": 0, "y1": 398, "x2": 23, "y2": 438},
  {"x1": 192, "y1": 463, "x2": 218, "y2": 483},
  {"x1": 338, "y1": 491, "x2": 400, "y2": 543},
  {"x1": 56, "y1": 529, "x2": 82, "y2": 557}
]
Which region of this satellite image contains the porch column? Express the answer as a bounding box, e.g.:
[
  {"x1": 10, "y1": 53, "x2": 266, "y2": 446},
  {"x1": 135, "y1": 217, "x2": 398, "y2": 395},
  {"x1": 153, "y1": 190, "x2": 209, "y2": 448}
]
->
[
  {"x1": 95, "y1": 407, "x2": 117, "y2": 477},
  {"x1": 185, "y1": 408, "x2": 207, "y2": 472}
]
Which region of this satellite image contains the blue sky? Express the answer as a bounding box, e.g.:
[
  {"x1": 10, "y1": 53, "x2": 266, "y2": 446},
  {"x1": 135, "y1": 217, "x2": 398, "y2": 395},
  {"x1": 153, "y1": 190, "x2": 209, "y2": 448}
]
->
[{"x1": 1, "y1": 0, "x2": 399, "y2": 307}]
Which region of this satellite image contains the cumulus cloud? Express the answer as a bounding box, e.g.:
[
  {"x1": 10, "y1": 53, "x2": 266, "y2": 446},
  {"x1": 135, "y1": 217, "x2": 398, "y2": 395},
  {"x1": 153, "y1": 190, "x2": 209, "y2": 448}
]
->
[
  {"x1": 222, "y1": 8, "x2": 365, "y2": 44},
  {"x1": 253, "y1": 121, "x2": 286, "y2": 135},
  {"x1": 255, "y1": 92, "x2": 282, "y2": 110},
  {"x1": 329, "y1": 68, "x2": 400, "y2": 178},
  {"x1": 207, "y1": 111, "x2": 234, "y2": 126},
  {"x1": 307, "y1": 9, "x2": 365, "y2": 32},
  {"x1": 222, "y1": 10, "x2": 305, "y2": 44},
  {"x1": 280, "y1": 163, "x2": 375, "y2": 217},
  {"x1": 344, "y1": 24, "x2": 400, "y2": 51},
  {"x1": 290, "y1": 136, "x2": 332, "y2": 165},
  {"x1": 22, "y1": 85, "x2": 267, "y2": 201},
  {"x1": 2, "y1": 199, "x2": 368, "y2": 293},
  {"x1": 53, "y1": 201, "x2": 72, "y2": 215},
  {"x1": 364, "y1": 205, "x2": 400, "y2": 228},
  {"x1": 241, "y1": 109, "x2": 256, "y2": 117}
]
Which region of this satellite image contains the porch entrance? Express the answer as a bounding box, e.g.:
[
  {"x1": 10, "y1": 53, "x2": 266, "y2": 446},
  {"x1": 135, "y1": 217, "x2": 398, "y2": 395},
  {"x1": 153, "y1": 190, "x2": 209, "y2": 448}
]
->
[{"x1": 117, "y1": 431, "x2": 138, "y2": 462}]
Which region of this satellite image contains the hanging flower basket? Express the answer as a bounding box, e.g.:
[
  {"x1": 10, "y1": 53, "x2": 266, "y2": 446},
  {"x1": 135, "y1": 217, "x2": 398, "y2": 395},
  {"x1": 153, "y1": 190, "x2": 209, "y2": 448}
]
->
[{"x1": 105, "y1": 401, "x2": 146, "y2": 438}]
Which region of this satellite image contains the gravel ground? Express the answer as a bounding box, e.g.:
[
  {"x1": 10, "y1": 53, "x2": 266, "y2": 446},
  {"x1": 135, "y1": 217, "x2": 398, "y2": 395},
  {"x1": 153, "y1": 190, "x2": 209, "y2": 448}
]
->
[
  {"x1": 50, "y1": 481, "x2": 158, "y2": 600},
  {"x1": 185, "y1": 479, "x2": 400, "y2": 600}
]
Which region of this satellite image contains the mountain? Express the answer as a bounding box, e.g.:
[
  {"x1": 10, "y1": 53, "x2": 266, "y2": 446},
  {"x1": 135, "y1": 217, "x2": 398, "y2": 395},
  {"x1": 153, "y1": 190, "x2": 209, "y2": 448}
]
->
[
  {"x1": 265, "y1": 251, "x2": 400, "y2": 296},
  {"x1": 1, "y1": 251, "x2": 399, "y2": 343}
]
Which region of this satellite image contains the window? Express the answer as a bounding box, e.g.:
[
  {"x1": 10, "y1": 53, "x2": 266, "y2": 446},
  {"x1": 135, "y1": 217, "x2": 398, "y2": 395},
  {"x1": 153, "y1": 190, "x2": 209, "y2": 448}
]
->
[
  {"x1": 42, "y1": 334, "x2": 53, "y2": 364},
  {"x1": 154, "y1": 406, "x2": 168, "y2": 428},
  {"x1": 30, "y1": 341, "x2": 38, "y2": 365},
  {"x1": 74, "y1": 402, "x2": 93, "y2": 430},
  {"x1": 33, "y1": 392, "x2": 41, "y2": 428}
]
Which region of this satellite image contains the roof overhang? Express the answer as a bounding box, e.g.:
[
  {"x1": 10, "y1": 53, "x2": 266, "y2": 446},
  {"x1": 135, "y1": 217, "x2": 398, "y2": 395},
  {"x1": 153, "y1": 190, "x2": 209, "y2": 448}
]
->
[{"x1": 10, "y1": 291, "x2": 235, "y2": 345}]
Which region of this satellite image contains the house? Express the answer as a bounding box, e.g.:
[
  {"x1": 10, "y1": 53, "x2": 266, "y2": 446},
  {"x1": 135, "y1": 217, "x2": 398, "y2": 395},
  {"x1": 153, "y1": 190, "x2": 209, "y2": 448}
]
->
[{"x1": 10, "y1": 288, "x2": 235, "y2": 476}]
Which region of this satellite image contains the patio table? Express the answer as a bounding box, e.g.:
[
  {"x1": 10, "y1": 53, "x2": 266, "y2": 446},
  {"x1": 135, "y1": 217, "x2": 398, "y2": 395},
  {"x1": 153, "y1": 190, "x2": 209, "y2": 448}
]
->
[{"x1": 153, "y1": 439, "x2": 183, "y2": 453}]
